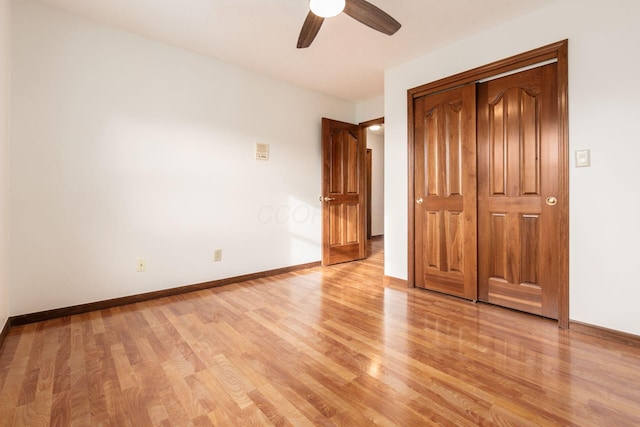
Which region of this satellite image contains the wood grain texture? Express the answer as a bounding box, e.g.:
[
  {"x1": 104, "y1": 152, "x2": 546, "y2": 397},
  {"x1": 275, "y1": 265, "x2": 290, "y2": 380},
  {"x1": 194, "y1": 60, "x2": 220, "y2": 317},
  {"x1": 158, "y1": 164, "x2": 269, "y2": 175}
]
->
[
  {"x1": 9, "y1": 262, "x2": 320, "y2": 327},
  {"x1": 478, "y1": 63, "x2": 562, "y2": 320},
  {"x1": 297, "y1": 11, "x2": 324, "y2": 49},
  {"x1": 2, "y1": 239, "x2": 640, "y2": 426},
  {"x1": 413, "y1": 84, "x2": 477, "y2": 300},
  {"x1": 0, "y1": 319, "x2": 10, "y2": 354},
  {"x1": 407, "y1": 40, "x2": 569, "y2": 327},
  {"x1": 344, "y1": 0, "x2": 401, "y2": 35},
  {"x1": 322, "y1": 118, "x2": 366, "y2": 266}
]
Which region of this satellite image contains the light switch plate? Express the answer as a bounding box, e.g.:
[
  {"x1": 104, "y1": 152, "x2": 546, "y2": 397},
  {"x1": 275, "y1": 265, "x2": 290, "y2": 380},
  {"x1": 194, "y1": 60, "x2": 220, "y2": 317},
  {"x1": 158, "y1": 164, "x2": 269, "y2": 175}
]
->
[
  {"x1": 256, "y1": 143, "x2": 269, "y2": 161},
  {"x1": 575, "y1": 149, "x2": 591, "y2": 167}
]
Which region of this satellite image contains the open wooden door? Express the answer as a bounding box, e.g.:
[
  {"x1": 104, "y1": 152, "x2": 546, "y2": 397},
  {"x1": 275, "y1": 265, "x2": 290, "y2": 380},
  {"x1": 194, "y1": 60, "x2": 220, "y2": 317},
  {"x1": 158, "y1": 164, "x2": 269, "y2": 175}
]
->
[
  {"x1": 412, "y1": 84, "x2": 478, "y2": 300},
  {"x1": 366, "y1": 148, "x2": 373, "y2": 240},
  {"x1": 321, "y1": 118, "x2": 366, "y2": 265}
]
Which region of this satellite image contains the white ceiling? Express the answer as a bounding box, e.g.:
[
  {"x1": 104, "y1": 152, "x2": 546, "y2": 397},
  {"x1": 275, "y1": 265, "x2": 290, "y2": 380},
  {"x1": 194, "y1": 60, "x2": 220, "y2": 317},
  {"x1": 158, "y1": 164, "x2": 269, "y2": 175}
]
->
[{"x1": 34, "y1": 0, "x2": 559, "y2": 102}]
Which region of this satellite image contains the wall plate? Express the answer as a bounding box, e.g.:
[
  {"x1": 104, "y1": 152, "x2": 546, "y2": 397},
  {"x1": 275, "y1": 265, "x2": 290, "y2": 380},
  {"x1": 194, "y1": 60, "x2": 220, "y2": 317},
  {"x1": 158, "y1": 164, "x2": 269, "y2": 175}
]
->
[
  {"x1": 256, "y1": 143, "x2": 269, "y2": 160},
  {"x1": 575, "y1": 149, "x2": 590, "y2": 167}
]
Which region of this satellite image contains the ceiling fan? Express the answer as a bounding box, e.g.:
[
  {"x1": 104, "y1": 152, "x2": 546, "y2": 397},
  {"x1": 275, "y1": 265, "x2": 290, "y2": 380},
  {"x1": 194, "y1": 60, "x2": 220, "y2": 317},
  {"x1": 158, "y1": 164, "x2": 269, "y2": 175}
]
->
[{"x1": 297, "y1": 0, "x2": 401, "y2": 48}]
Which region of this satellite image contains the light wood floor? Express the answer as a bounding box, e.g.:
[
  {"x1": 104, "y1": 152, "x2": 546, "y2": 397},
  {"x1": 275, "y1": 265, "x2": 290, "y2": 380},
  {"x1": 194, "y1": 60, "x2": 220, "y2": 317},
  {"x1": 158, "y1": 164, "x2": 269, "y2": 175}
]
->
[{"x1": 1, "y1": 238, "x2": 640, "y2": 426}]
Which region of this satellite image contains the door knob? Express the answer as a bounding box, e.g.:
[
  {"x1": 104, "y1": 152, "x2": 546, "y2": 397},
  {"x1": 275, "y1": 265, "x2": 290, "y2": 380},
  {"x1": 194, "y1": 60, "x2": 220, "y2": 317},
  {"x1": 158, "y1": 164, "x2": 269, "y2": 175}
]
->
[
  {"x1": 546, "y1": 196, "x2": 558, "y2": 206},
  {"x1": 322, "y1": 196, "x2": 336, "y2": 202},
  {"x1": 416, "y1": 198, "x2": 424, "y2": 204}
]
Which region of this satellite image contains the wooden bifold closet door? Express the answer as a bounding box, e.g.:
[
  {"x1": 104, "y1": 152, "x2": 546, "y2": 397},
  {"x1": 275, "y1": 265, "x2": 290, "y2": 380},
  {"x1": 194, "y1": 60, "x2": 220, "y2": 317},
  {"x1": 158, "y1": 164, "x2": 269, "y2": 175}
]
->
[
  {"x1": 412, "y1": 84, "x2": 478, "y2": 301},
  {"x1": 411, "y1": 56, "x2": 566, "y2": 321},
  {"x1": 477, "y1": 63, "x2": 562, "y2": 319}
]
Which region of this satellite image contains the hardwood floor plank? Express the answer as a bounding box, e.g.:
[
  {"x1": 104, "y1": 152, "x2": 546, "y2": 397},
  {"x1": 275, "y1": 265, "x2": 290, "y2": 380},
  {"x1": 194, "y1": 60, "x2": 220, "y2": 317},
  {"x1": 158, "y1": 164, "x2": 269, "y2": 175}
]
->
[
  {"x1": 147, "y1": 401, "x2": 170, "y2": 426},
  {"x1": 49, "y1": 390, "x2": 70, "y2": 427},
  {"x1": 195, "y1": 366, "x2": 248, "y2": 422},
  {"x1": 258, "y1": 380, "x2": 317, "y2": 427},
  {"x1": 158, "y1": 384, "x2": 191, "y2": 426},
  {"x1": 244, "y1": 311, "x2": 357, "y2": 385},
  {"x1": 2, "y1": 239, "x2": 640, "y2": 425},
  {"x1": 294, "y1": 372, "x2": 371, "y2": 426}
]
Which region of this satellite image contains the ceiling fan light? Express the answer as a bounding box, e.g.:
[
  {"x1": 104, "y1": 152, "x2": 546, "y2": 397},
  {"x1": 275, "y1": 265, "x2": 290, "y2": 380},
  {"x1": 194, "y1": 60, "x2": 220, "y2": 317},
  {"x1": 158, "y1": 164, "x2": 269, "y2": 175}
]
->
[{"x1": 309, "y1": 0, "x2": 346, "y2": 18}]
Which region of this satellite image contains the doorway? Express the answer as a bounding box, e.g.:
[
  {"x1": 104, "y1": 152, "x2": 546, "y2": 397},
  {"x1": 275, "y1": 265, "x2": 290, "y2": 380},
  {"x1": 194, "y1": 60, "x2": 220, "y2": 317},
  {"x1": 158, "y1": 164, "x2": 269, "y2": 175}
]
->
[
  {"x1": 407, "y1": 41, "x2": 569, "y2": 327},
  {"x1": 363, "y1": 118, "x2": 385, "y2": 241},
  {"x1": 320, "y1": 117, "x2": 385, "y2": 266}
]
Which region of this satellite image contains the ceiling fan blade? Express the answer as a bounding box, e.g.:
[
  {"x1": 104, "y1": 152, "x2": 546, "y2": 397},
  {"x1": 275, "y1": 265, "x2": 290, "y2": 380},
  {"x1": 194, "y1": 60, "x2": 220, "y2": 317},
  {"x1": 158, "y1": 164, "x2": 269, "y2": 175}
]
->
[
  {"x1": 297, "y1": 11, "x2": 324, "y2": 48},
  {"x1": 344, "y1": 0, "x2": 401, "y2": 35}
]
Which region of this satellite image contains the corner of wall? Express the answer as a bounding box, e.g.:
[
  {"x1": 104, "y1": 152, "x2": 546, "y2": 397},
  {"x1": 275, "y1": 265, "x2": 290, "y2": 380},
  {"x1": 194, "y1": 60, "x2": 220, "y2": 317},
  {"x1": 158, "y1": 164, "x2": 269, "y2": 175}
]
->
[
  {"x1": 356, "y1": 96, "x2": 384, "y2": 123},
  {"x1": 0, "y1": 0, "x2": 11, "y2": 334}
]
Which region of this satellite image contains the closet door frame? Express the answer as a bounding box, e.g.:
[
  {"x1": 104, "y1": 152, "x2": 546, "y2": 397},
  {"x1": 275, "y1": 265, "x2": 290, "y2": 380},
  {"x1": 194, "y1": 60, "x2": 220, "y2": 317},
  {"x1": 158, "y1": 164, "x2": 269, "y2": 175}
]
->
[{"x1": 407, "y1": 40, "x2": 569, "y2": 328}]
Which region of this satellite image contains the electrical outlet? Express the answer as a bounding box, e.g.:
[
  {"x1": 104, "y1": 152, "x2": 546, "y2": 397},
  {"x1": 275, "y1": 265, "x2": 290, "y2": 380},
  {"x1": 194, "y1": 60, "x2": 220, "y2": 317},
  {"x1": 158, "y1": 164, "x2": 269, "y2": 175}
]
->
[
  {"x1": 136, "y1": 258, "x2": 146, "y2": 272},
  {"x1": 214, "y1": 249, "x2": 222, "y2": 262}
]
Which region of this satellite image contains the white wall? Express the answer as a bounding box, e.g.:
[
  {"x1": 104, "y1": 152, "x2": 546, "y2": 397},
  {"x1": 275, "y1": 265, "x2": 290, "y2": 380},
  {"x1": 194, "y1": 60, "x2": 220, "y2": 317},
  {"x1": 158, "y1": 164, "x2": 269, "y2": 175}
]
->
[
  {"x1": 9, "y1": 0, "x2": 356, "y2": 315},
  {"x1": 385, "y1": 0, "x2": 640, "y2": 335},
  {"x1": 356, "y1": 96, "x2": 384, "y2": 123},
  {"x1": 0, "y1": 0, "x2": 10, "y2": 332},
  {"x1": 367, "y1": 131, "x2": 384, "y2": 237}
]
